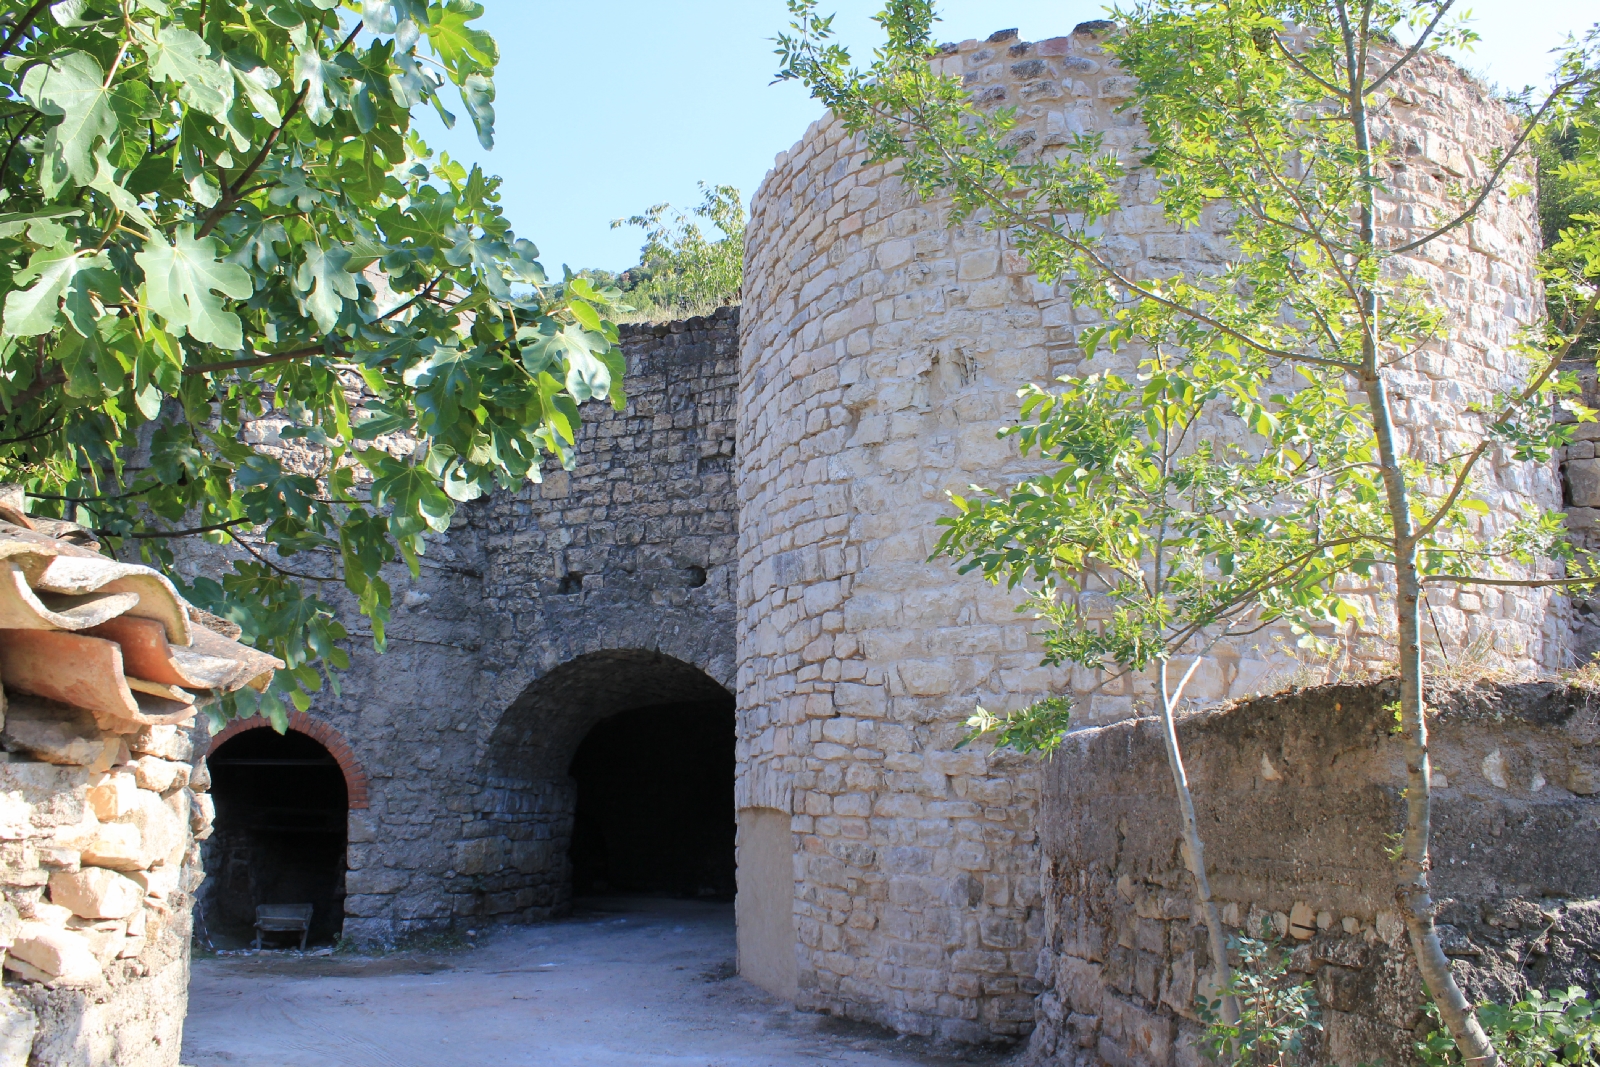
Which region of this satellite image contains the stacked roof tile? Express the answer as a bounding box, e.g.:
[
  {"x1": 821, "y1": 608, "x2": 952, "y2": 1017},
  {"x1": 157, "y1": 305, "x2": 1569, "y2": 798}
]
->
[{"x1": 0, "y1": 492, "x2": 281, "y2": 995}]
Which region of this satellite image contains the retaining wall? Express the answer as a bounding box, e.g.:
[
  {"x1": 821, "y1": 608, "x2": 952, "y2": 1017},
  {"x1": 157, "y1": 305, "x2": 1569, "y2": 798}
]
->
[{"x1": 1030, "y1": 681, "x2": 1600, "y2": 1067}]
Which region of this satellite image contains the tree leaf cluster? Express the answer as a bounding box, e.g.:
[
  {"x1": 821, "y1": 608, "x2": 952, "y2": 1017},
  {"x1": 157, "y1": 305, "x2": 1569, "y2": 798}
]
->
[
  {"x1": 602, "y1": 181, "x2": 744, "y2": 318},
  {"x1": 1197, "y1": 928, "x2": 1322, "y2": 1067},
  {"x1": 0, "y1": 0, "x2": 628, "y2": 726},
  {"x1": 1419, "y1": 986, "x2": 1600, "y2": 1067}
]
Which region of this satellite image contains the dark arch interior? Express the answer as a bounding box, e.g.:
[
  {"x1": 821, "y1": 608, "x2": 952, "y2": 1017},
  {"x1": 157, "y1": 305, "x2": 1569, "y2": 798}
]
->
[
  {"x1": 203, "y1": 728, "x2": 348, "y2": 946},
  {"x1": 567, "y1": 698, "x2": 736, "y2": 900}
]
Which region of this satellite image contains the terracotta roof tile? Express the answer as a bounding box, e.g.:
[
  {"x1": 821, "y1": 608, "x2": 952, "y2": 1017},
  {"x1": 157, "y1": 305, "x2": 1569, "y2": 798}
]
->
[{"x1": 0, "y1": 516, "x2": 283, "y2": 733}]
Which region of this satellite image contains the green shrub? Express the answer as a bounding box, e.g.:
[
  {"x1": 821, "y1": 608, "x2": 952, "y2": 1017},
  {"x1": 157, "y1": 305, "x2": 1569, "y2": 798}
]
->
[
  {"x1": 1419, "y1": 986, "x2": 1600, "y2": 1067},
  {"x1": 606, "y1": 182, "x2": 744, "y2": 319},
  {"x1": 1198, "y1": 929, "x2": 1322, "y2": 1067}
]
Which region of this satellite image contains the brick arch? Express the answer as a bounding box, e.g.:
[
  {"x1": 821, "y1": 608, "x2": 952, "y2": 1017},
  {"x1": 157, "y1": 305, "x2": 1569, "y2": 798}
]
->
[{"x1": 205, "y1": 711, "x2": 369, "y2": 809}]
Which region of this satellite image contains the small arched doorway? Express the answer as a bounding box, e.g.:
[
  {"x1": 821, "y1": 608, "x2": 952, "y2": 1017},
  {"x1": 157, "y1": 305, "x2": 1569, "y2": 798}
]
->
[{"x1": 204, "y1": 727, "x2": 348, "y2": 946}]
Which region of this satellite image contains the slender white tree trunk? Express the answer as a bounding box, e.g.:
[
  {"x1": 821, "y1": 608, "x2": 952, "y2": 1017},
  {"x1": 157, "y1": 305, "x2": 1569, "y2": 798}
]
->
[{"x1": 1157, "y1": 656, "x2": 1237, "y2": 1026}]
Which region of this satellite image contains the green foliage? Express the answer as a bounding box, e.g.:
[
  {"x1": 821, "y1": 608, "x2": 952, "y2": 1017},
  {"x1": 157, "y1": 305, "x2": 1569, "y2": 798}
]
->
[
  {"x1": 778, "y1": 0, "x2": 1600, "y2": 743},
  {"x1": 1545, "y1": 48, "x2": 1600, "y2": 364},
  {"x1": 779, "y1": 2, "x2": 1600, "y2": 1059},
  {"x1": 0, "y1": 0, "x2": 628, "y2": 726},
  {"x1": 958, "y1": 696, "x2": 1072, "y2": 756},
  {"x1": 607, "y1": 182, "x2": 743, "y2": 317},
  {"x1": 1419, "y1": 987, "x2": 1600, "y2": 1067},
  {"x1": 1198, "y1": 928, "x2": 1322, "y2": 1067}
]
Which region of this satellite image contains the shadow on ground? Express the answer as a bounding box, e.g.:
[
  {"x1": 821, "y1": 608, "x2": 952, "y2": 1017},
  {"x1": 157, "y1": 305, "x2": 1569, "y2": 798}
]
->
[{"x1": 182, "y1": 896, "x2": 1019, "y2": 1067}]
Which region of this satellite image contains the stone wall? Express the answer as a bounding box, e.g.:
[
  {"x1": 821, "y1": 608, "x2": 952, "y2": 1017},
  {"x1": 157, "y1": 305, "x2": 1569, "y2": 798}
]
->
[
  {"x1": 736, "y1": 23, "x2": 1559, "y2": 1043},
  {"x1": 1560, "y1": 360, "x2": 1600, "y2": 660},
  {"x1": 0, "y1": 720, "x2": 204, "y2": 1067},
  {"x1": 1029, "y1": 681, "x2": 1600, "y2": 1067},
  {"x1": 180, "y1": 310, "x2": 741, "y2": 944}
]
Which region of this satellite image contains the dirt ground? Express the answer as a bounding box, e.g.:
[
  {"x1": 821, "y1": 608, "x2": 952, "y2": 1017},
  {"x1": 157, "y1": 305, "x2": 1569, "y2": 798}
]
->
[{"x1": 181, "y1": 897, "x2": 1019, "y2": 1067}]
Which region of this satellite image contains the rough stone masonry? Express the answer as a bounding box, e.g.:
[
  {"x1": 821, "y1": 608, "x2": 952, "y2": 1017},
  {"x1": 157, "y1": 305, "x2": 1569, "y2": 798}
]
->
[
  {"x1": 735, "y1": 22, "x2": 1563, "y2": 1043},
  {"x1": 170, "y1": 18, "x2": 1600, "y2": 1060},
  {"x1": 186, "y1": 309, "x2": 740, "y2": 942},
  {"x1": 0, "y1": 514, "x2": 277, "y2": 1067}
]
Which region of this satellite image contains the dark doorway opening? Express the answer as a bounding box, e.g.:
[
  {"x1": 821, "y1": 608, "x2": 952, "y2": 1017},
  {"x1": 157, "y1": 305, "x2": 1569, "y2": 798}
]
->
[
  {"x1": 567, "y1": 697, "x2": 736, "y2": 899},
  {"x1": 204, "y1": 728, "x2": 348, "y2": 946}
]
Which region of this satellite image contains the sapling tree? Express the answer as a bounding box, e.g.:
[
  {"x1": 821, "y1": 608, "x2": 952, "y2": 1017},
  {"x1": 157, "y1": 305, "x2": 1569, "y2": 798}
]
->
[
  {"x1": 608, "y1": 181, "x2": 745, "y2": 316},
  {"x1": 777, "y1": 2, "x2": 1600, "y2": 1062},
  {"x1": 0, "y1": 0, "x2": 628, "y2": 727}
]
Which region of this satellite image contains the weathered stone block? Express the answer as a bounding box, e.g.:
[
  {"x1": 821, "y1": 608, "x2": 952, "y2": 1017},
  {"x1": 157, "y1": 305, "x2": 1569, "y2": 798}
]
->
[
  {"x1": 86, "y1": 771, "x2": 138, "y2": 821},
  {"x1": 6, "y1": 922, "x2": 101, "y2": 984},
  {"x1": 115, "y1": 789, "x2": 184, "y2": 869},
  {"x1": 0, "y1": 763, "x2": 87, "y2": 831},
  {"x1": 129, "y1": 757, "x2": 187, "y2": 795},
  {"x1": 66, "y1": 917, "x2": 126, "y2": 962},
  {"x1": 129, "y1": 725, "x2": 193, "y2": 763},
  {"x1": 129, "y1": 865, "x2": 179, "y2": 903},
  {"x1": 80, "y1": 822, "x2": 142, "y2": 872},
  {"x1": 0, "y1": 989, "x2": 34, "y2": 1067},
  {"x1": 346, "y1": 867, "x2": 410, "y2": 895},
  {"x1": 0, "y1": 900, "x2": 19, "y2": 948},
  {"x1": 0, "y1": 700, "x2": 122, "y2": 770},
  {"x1": 49, "y1": 868, "x2": 142, "y2": 920},
  {"x1": 1100, "y1": 994, "x2": 1176, "y2": 1066},
  {"x1": 189, "y1": 792, "x2": 214, "y2": 840}
]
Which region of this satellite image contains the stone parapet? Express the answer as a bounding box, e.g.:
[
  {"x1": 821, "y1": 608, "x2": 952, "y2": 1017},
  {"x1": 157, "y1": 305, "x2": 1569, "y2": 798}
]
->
[{"x1": 1030, "y1": 681, "x2": 1600, "y2": 1067}]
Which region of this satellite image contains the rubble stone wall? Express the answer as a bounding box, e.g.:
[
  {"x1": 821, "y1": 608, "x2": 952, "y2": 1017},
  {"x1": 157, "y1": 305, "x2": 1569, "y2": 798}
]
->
[
  {"x1": 737, "y1": 24, "x2": 1560, "y2": 1042},
  {"x1": 179, "y1": 311, "x2": 741, "y2": 944},
  {"x1": 0, "y1": 713, "x2": 208, "y2": 1067},
  {"x1": 1029, "y1": 682, "x2": 1600, "y2": 1067}
]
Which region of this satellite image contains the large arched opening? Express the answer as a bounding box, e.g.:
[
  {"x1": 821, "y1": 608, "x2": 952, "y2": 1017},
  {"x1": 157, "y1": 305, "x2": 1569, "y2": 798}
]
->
[
  {"x1": 474, "y1": 649, "x2": 735, "y2": 920},
  {"x1": 202, "y1": 727, "x2": 349, "y2": 946}
]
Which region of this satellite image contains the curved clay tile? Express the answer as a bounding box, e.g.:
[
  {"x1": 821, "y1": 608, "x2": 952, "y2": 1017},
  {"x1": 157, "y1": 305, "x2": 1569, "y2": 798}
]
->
[
  {"x1": 0, "y1": 563, "x2": 140, "y2": 631},
  {"x1": 31, "y1": 556, "x2": 191, "y2": 647},
  {"x1": 0, "y1": 525, "x2": 104, "y2": 570},
  {"x1": 0, "y1": 630, "x2": 196, "y2": 731},
  {"x1": 0, "y1": 516, "x2": 283, "y2": 729},
  {"x1": 85, "y1": 615, "x2": 278, "y2": 692}
]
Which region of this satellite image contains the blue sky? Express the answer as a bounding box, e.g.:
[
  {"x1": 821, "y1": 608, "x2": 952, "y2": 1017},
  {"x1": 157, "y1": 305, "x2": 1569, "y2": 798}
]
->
[{"x1": 414, "y1": 2, "x2": 1598, "y2": 273}]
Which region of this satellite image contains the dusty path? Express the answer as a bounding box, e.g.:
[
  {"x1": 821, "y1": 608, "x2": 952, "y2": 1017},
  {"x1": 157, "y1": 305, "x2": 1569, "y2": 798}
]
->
[{"x1": 182, "y1": 897, "x2": 1015, "y2": 1067}]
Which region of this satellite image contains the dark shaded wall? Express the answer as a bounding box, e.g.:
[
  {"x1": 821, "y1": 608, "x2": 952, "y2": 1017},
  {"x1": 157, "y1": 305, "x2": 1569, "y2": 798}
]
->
[
  {"x1": 568, "y1": 698, "x2": 737, "y2": 898},
  {"x1": 1030, "y1": 682, "x2": 1600, "y2": 1067}
]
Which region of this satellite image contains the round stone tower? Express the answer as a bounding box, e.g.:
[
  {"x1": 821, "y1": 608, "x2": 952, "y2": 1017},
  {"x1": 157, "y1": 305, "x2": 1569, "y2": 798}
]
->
[{"x1": 734, "y1": 24, "x2": 1558, "y2": 1041}]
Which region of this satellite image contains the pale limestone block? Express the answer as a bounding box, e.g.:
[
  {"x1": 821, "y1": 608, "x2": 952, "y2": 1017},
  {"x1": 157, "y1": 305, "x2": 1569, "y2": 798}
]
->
[
  {"x1": 6, "y1": 922, "x2": 100, "y2": 984},
  {"x1": 86, "y1": 770, "x2": 138, "y2": 821},
  {"x1": 49, "y1": 868, "x2": 142, "y2": 920},
  {"x1": 80, "y1": 822, "x2": 142, "y2": 873},
  {"x1": 128, "y1": 724, "x2": 192, "y2": 763},
  {"x1": 114, "y1": 788, "x2": 185, "y2": 868},
  {"x1": 128, "y1": 864, "x2": 179, "y2": 902},
  {"x1": 0, "y1": 989, "x2": 34, "y2": 1065},
  {"x1": 130, "y1": 756, "x2": 187, "y2": 795},
  {"x1": 0, "y1": 702, "x2": 123, "y2": 770},
  {"x1": 65, "y1": 917, "x2": 125, "y2": 962}
]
